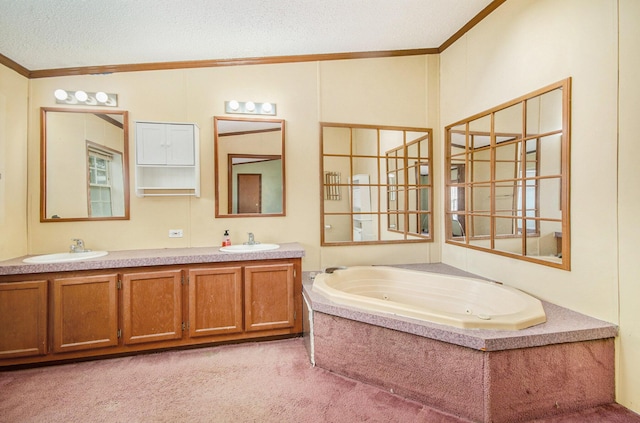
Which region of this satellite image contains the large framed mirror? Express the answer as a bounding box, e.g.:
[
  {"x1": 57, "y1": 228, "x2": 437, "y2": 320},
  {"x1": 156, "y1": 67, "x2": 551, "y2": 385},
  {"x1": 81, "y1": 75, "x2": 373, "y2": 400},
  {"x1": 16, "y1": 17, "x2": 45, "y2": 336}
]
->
[
  {"x1": 214, "y1": 117, "x2": 286, "y2": 217},
  {"x1": 320, "y1": 122, "x2": 433, "y2": 245},
  {"x1": 444, "y1": 78, "x2": 571, "y2": 270},
  {"x1": 40, "y1": 107, "x2": 130, "y2": 222}
]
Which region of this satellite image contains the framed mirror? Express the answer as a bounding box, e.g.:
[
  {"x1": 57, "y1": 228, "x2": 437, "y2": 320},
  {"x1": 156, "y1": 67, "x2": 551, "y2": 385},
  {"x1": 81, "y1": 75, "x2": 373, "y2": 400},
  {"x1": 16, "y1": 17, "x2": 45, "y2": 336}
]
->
[
  {"x1": 40, "y1": 107, "x2": 130, "y2": 222},
  {"x1": 320, "y1": 122, "x2": 433, "y2": 245},
  {"x1": 214, "y1": 117, "x2": 286, "y2": 217},
  {"x1": 444, "y1": 78, "x2": 571, "y2": 270}
]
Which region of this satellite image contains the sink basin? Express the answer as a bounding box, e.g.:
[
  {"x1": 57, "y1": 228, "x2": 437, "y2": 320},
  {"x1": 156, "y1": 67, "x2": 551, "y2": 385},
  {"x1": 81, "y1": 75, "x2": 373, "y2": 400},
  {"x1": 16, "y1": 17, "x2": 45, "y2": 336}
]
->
[
  {"x1": 219, "y1": 244, "x2": 280, "y2": 253},
  {"x1": 23, "y1": 250, "x2": 109, "y2": 264}
]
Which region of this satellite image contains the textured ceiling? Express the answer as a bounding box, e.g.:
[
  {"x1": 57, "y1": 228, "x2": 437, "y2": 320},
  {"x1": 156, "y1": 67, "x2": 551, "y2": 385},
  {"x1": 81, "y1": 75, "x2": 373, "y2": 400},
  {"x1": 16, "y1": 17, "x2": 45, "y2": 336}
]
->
[{"x1": 0, "y1": 0, "x2": 494, "y2": 71}]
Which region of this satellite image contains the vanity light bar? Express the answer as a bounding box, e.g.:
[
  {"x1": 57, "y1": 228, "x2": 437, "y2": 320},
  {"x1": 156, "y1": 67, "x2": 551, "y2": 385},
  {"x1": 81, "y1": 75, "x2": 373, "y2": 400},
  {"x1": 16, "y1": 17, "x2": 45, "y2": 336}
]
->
[
  {"x1": 225, "y1": 100, "x2": 276, "y2": 116},
  {"x1": 54, "y1": 89, "x2": 118, "y2": 107}
]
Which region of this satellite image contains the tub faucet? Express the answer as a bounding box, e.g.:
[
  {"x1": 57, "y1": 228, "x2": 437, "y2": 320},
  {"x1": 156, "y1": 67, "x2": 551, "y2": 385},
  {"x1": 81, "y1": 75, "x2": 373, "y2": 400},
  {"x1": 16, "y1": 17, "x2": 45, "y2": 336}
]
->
[
  {"x1": 245, "y1": 232, "x2": 258, "y2": 245},
  {"x1": 70, "y1": 238, "x2": 90, "y2": 253},
  {"x1": 325, "y1": 266, "x2": 347, "y2": 274}
]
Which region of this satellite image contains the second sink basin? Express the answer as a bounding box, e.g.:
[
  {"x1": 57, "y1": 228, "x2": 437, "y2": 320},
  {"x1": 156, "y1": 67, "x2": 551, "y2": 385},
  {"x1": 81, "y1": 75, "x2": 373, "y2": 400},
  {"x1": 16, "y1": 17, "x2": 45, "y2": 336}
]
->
[
  {"x1": 23, "y1": 250, "x2": 109, "y2": 264},
  {"x1": 219, "y1": 244, "x2": 280, "y2": 253}
]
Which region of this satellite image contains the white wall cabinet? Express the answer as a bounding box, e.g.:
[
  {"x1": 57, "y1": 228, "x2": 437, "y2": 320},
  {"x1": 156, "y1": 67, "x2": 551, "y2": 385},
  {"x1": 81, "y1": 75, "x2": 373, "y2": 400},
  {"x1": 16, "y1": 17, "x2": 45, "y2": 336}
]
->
[{"x1": 135, "y1": 122, "x2": 200, "y2": 197}]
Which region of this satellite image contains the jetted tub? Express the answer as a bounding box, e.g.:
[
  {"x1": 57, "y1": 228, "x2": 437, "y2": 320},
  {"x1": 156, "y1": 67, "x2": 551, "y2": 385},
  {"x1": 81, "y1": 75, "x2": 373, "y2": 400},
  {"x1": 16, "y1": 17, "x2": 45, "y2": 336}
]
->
[{"x1": 312, "y1": 266, "x2": 546, "y2": 330}]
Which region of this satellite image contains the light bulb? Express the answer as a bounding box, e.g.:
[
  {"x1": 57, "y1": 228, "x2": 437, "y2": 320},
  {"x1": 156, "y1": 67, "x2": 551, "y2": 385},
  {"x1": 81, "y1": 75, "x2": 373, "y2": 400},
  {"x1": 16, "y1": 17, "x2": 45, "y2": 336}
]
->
[
  {"x1": 228, "y1": 100, "x2": 239, "y2": 111},
  {"x1": 245, "y1": 101, "x2": 256, "y2": 112},
  {"x1": 54, "y1": 89, "x2": 68, "y2": 101},
  {"x1": 96, "y1": 92, "x2": 109, "y2": 103},
  {"x1": 261, "y1": 103, "x2": 273, "y2": 113},
  {"x1": 75, "y1": 90, "x2": 88, "y2": 102}
]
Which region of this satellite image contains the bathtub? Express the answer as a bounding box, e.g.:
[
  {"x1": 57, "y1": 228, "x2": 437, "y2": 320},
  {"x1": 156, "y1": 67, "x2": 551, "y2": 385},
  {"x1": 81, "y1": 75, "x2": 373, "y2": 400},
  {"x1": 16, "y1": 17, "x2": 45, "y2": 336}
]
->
[{"x1": 312, "y1": 266, "x2": 546, "y2": 330}]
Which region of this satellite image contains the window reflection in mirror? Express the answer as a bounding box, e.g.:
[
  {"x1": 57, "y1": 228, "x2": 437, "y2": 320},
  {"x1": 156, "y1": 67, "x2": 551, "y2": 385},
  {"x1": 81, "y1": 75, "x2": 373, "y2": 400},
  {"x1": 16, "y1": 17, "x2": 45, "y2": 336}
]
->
[
  {"x1": 320, "y1": 123, "x2": 433, "y2": 245},
  {"x1": 214, "y1": 117, "x2": 285, "y2": 217},
  {"x1": 41, "y1": 108, "x2": 130, "y2": 222},
  {"x1": 444, "y1": 78, "x2": 570, "y2": 270}
]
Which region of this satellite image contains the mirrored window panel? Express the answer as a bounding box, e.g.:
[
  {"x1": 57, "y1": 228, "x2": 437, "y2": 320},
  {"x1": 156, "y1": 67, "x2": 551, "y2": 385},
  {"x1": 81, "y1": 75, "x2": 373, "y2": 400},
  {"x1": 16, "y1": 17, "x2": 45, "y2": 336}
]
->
[
  {"x1": 214, "y1": 117, "x2": 285, "y2": 217},
  {"x1": 41, "y1": 108, "x2": 130, "y2": 222},
  {"x1": 444, "y1": 78, "x2": 571, "y2": 270},
  {"x1": 320, "y1": 123, "x2": 433, "y2": 245}
]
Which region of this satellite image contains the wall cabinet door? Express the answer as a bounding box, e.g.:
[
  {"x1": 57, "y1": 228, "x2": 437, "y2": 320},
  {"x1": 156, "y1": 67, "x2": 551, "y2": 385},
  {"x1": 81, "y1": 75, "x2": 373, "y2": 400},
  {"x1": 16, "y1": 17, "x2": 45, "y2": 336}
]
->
[
  {"x1": 136, "y1": 122, "x2": 195, "y2": 166},
  {"x1": 122, "y1": 270, "x2": 183, "y2": 345},
  {"x1": 0, "y1": 281, "x2": 48, "y2": 359},
  {"x1": 165, "y1": 124, "x2": 196, "y2": 165},
  {"x1": 188, "y1": 267, "x2": 243, "y2": 338},
  {"x1": 244, "y1": 263, "x2": 295, "y2": 332},
  {"x1": 51, "y1": 275, "x2": 118, "y2": 353}
]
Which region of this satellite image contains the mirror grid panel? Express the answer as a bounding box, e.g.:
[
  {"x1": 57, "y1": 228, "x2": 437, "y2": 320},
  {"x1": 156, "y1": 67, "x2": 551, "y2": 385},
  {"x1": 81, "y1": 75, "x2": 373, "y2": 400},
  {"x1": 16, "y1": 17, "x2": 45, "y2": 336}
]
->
[
  {"x1": 320, "y1": 122, "x2": 433, "y2": 245},
  {"x1": 444, "y1": 78, "x2": 571, "y2": 270}
]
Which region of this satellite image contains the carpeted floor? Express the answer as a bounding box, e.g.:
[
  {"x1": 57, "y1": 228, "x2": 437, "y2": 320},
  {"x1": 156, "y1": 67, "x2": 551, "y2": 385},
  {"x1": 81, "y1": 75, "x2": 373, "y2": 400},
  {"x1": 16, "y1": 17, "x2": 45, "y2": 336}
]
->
[{"x1": 0, "y1": 338, "x2": 638, "y2": 423}]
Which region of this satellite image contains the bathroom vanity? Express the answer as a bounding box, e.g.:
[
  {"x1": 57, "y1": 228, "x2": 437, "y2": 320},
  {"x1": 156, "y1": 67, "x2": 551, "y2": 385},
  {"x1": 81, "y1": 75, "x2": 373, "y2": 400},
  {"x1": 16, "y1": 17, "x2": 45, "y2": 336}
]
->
[{"x1": 0, "y1": 243, "x2": 304, "y2": 367}]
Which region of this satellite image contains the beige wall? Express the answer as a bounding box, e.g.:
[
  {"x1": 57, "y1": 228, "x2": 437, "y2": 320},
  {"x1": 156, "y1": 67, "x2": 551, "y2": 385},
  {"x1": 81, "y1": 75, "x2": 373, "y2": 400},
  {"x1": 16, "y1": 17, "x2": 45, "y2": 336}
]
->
[
  {"x1": 0, "y1": 64, "x2": 28, "y2": 260},
  {"x1": 24, "y1": 55, "x2": 439, "y2": 270},
  {"x1": 617, "y1": 0, "x2": 640, "y2": 412},
  {"x1": 440, "y1": 0, "x2": 639, "y2": 412},
  {"x1": 2, "y1": 0, "x2": 638, "y2": 411},
  {"x1": 319, "y1": 56, "x2": 440, "y2": 266}
]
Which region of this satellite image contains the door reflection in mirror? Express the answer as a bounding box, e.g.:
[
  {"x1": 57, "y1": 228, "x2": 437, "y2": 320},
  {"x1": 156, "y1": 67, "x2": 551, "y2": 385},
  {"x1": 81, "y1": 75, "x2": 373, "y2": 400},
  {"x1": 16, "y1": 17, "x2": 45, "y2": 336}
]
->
[{"x1": 214, "y1": 117, "x2": 286, "y2": 217}]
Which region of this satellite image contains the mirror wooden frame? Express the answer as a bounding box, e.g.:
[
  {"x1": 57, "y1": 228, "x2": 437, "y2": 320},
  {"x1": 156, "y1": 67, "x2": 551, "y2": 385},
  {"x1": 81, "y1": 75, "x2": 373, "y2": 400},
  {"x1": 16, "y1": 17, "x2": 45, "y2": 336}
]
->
[
  {"x1": 214, "y1": 116, "x2": 286, "y2": 218},
  {"x1": 40, "y1": 107, "x2": 130, "y2": 222},
  {"x1": 444, "y1": 78, "x2": 571, "y2": 270},
  {"x1": 320, "y1": 122, "x2": 434, "y2": 246}
]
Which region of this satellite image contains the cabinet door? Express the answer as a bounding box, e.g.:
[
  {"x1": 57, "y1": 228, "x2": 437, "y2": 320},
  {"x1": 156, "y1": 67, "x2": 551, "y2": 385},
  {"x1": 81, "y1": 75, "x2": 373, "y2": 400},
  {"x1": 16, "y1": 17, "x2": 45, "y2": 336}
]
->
[
  {"x1": 165, "y1": 124, "x2": 195, "y2": 165},
  {"x1": 244, "y1": 263, "x2": 295, "y2": 332},
  {"x1": 188, "y1": 267, "x2": 243, "y2": 338},
  {"x1": 122, "y1": 270, "x2": 183, "y2": 345},
  {"x1": 51, "y1": 275, "x2": 118, "y2": 353},
  {"x1": 136, "y1": 122, "x2": 167, "y2": 165},
  {"x1": 0, "y1": 281, "x2": 48, "y2": 359}
]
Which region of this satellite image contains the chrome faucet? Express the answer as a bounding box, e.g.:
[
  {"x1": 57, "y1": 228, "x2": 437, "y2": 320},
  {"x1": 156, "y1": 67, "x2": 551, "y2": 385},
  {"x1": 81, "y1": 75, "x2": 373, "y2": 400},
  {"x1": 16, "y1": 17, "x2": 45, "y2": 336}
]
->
[
  {"x1": 70, "y1": 238, "x2": 90, "y2": 253},
  {"x1": 245, "y1": 232, "x2": 258, "y2": 245},
  {"x1": 325, "y1": 266, "x2": 347, "y2": 274}
]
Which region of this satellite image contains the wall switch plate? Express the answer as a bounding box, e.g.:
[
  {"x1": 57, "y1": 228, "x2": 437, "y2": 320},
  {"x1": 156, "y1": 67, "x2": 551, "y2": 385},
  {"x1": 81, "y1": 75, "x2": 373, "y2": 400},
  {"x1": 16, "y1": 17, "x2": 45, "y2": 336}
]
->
[{"x1": 169, "y1": 229, "x2": 183, "y2": 238}]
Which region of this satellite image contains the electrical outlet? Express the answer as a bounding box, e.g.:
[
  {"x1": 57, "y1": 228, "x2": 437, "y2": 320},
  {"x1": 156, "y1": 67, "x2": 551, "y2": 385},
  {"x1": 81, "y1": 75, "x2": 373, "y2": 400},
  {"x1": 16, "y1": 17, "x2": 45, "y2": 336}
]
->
[{"x1": 169, "y1": 229, "x2": 183, "y2": 238}]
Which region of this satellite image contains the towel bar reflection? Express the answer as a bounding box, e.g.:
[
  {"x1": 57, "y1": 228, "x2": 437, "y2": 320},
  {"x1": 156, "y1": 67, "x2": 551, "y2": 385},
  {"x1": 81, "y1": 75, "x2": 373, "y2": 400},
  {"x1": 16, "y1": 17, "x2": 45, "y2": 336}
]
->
[{"x1": 325, "y1": 172, "x2": 341, "y2": 200}]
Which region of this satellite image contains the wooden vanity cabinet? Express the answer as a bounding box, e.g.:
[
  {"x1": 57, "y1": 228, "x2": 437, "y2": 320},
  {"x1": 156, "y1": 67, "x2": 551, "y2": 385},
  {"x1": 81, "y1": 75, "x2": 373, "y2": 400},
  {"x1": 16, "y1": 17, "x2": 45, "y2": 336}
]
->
[
  {"x1": 51, "y1": 274, "x2": 118, "y2": 353},
  {"x1": 244, "y1": 263, "x2": 295, "y2": 332},
  {"x1": 0, "y1": 280, "x2": 48, "y2": 359},
  {"x1": 121, "y1": 269, "x2": 183, "y2": 345},
  {"x1": 188, "y1": 266, "x2": 243, "y2": 338},
  {"x1": 187, "y1": 262, "x2": 298, "y2": 337},
  {"x1": 0, "y1": 256, "x2": 302, "y2": 367}
]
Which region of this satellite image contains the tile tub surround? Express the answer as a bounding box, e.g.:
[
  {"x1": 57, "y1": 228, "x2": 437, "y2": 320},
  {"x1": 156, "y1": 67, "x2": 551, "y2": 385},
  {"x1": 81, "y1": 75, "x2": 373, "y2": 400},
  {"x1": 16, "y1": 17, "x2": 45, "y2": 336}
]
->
[
  {"x1": 303, "y1": 264, "x2": 619, "y2": 423},
  {"x1": 0, "y1": 242, "x2": 305, "y2": 275}
]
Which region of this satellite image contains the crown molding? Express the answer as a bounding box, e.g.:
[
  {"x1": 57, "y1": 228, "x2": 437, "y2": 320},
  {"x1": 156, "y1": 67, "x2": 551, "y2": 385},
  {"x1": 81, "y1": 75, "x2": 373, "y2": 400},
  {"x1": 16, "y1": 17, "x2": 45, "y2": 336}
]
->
[{"x1": 1, "y1": 0, "x2": 506, "y2": 79}]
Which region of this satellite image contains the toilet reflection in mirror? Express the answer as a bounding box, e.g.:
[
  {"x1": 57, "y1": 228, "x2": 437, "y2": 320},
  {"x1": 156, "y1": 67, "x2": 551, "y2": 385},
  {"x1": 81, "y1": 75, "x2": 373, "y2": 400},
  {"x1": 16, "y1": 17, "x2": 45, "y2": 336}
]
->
[{"x1": 214, "y1": 117, "x2": 286, "y2": 217}]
